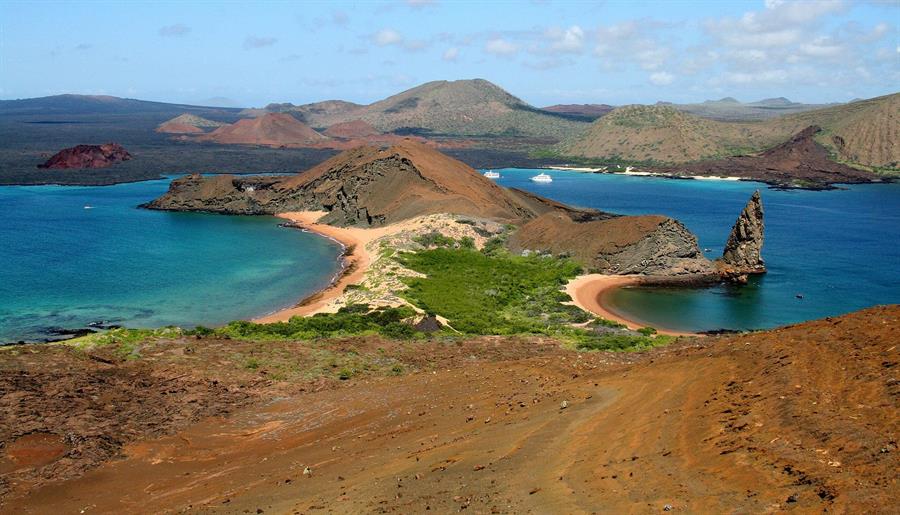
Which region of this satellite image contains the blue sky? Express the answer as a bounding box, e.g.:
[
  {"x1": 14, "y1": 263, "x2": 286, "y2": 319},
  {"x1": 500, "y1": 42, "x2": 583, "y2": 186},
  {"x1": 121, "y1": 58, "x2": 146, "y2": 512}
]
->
[{"x1": 1, "y1": 0, "x2": 897, "y2": 107}]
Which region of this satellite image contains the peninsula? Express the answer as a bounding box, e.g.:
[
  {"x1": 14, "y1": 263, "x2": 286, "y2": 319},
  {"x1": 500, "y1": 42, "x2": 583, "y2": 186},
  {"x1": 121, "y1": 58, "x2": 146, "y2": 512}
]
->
[{"x1": 147, "y1": 140, "x2": 764, "y2": 332}]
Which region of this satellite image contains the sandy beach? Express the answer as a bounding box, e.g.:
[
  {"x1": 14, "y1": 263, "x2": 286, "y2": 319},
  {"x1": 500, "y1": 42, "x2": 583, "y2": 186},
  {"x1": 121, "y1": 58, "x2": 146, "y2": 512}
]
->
[
  {"x1": 565, "y1": 274, "x2": 697, "y2": 337},
  {"x1": 253, "y1": 211, "x2": 396, "y2": 322}
]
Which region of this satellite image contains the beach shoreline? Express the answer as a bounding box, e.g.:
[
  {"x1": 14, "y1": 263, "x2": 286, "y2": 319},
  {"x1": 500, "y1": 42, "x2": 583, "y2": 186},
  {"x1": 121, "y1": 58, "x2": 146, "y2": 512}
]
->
[
  {"x1": 253, "y1": 211, "x2": 390, "y2": 323},
  {"x1": 565, "y1": 274, "x2": 699, "y2": 337}
]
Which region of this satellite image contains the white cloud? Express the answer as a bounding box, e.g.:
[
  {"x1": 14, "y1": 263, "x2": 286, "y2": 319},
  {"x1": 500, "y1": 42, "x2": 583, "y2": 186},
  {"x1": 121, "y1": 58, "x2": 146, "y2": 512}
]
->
[
  {"x1": 374, "y1": 29, "x2": 403, "y2": 46},
  {"x1": 485, "y1": 38, "x2": 518, "y2": 56},
  {"x1": 549, "y1": 26, "x2": 584, "y2": 53},
  {"x1": 799, "y1": 37, "x2": 844, "y2": 58},
  {"x1": 442, "y1": 47, "x2": 459, "y2": 61},
  {"x1": 649, "y1": 71, "x2": 675, "y2": 85}
]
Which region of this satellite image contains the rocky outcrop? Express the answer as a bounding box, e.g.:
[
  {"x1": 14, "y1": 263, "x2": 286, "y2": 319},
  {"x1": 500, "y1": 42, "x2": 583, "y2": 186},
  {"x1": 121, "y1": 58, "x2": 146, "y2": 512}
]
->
[
  {"x1": 719, "y1": 190, "x2": 766, "y2": 281},
  {"x1": 509, "y1": 212, "x2": 716, "y2": 277},
  {"x1": 145, "y1": 140, "x2": 545, "y2": 224},
  {"x1": 38, "y1": 143, "x2": 131, "y2": 169}
]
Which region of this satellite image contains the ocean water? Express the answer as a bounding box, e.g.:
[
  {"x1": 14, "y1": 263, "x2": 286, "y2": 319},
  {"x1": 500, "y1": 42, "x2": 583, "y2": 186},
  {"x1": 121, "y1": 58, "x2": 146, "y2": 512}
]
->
[
  {"x1": 493, "y1": 169, "x2": 900, "y2": 332},
  {"x1": 0, "y1": 178, "x2": 342, "y2": 342}
]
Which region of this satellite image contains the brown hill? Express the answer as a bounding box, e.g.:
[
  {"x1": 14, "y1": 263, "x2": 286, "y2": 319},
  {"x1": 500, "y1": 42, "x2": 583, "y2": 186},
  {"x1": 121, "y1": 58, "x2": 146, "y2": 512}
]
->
[
  {"x1": 147, "y1": 140, "x2": 550, "y2": 225},
  {"x1": 156, "y1": 113, "x2": 225, "y2": 134},
  {"x1": 660, "y1": 126, "x2": 879, "y2": 187},
  {"x1": 562, "y1": 93, "x2": 899, "y2": 170},
  {"x1": 765, "y1": 92, "x2": 900, "y2": 169},
  {"x1": 323, "y1": 119, "x2": 381, "y2": 139},
  {"x1": 6, "y1": 306, "x2": 898, "y2": 512},
  {"x1": 509, "y1": 211, "x2": 714, "y2": 276},
  {"x1": 257, "y1": 79, "x2": 588, "y2": 142},
  {"x1": 197, "y1": 113, "x2": 329, "y2": 147},
  {"x1": 561, "y1": 104, "x2": 775, "y2": 162},
  {"x1": 38, "y1": 143, "x2": 131, "y2": 169}
]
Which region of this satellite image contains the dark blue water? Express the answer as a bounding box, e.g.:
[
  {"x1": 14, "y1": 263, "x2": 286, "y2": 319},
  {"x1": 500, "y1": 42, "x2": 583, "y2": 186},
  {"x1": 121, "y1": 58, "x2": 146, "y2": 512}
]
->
[
  {"x1": 493, "y1": 169, "x2": 900, "y2": 331},
  {"x1": 0, "y1": 179, "x2": 342, "y2": 342}
]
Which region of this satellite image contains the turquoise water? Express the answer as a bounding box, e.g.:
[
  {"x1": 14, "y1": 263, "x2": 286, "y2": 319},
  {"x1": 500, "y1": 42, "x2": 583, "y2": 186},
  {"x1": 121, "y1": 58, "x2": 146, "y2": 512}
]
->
[
  {"x1": 493, "y1": 169, "x2": 900, "y2": 332},
  {"x1": 0, "y1": 178, "x2": 342, "y2": 342}
]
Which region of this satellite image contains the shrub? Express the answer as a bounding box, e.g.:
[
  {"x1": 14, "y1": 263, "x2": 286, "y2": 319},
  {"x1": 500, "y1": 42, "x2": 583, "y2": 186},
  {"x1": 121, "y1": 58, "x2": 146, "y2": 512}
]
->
[
  {"x1": 638, "y1": 326, "x2": 658, "y2": 336},
  {"x1": 414, "y1": 231, "x2": 457, "y2": 248},
  {"x1": 594, "y1": 317, "x2": 627, "y2": 329}
]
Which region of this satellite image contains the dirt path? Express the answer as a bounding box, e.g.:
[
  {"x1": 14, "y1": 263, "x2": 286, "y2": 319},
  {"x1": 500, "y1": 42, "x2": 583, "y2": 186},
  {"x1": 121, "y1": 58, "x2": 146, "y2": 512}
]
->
[{"x1": 6, "y1": 306, "x2": 899, "y2": 513}]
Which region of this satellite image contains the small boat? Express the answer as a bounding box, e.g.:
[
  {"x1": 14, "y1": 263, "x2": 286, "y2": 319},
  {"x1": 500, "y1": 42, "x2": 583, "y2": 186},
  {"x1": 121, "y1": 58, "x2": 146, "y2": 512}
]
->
[
  {"x1": 530, "y1": 173, "x2": 552, "y2": 183},
  {"x1": 483, "y1": 170, "x2": 501, "y2": 179},
  {"x1": 83, "y1": 205, "x2": 94, "y2": 210}
]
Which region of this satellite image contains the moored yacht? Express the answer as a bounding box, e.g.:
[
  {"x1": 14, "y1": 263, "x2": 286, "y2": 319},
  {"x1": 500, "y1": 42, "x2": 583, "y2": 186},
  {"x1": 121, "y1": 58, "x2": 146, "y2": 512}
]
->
[
  {"x1": 483, "y1": 170, "x2": 501, "y2": 179},
  {"x1": 530, "y1": 173, "x2": 552, "y2": 183}
]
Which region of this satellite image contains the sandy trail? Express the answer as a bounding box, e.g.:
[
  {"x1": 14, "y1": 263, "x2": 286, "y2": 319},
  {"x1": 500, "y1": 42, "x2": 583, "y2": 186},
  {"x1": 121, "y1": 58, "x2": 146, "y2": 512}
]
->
[{"x1": 565, "y1": 274, "x2": 697, "y2": 336}]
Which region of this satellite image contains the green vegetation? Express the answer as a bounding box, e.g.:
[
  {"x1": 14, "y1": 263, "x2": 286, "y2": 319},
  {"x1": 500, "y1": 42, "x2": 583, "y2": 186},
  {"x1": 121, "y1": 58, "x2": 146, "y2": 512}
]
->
[
  {"x1": 217, "y1": 304, "x2": 419, "y2": 341},
  {"x1": 394, "y1": 243, "x2": 672, "y2": 351},
  {"x1": 399, "y1": 247, "x2": 587, "y2": 334},
  {"x1": 594, "y1": 317, "x2": 627, "y2": 329},
  {"x1": 414, "y1": 231, "x2": 458, "y2": 248},
  {"x1": 637, "y1": 326, "x2": 658, "y2": 336},
  {"x1": 68, "y1": 327, "x2": 183, "y2": 359},
  {"x1": 575, "y1": 333, "x2": 673, "y2": 352}
]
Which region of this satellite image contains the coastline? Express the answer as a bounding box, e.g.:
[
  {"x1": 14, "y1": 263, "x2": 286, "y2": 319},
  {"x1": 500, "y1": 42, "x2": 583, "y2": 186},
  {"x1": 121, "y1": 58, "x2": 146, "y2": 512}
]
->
[
  {"x1": 253, "y1": 211, "x2": 392, "y2": 322},
  {"x1": 565, "y1": 274, "x2": 699, "y2": 337}
]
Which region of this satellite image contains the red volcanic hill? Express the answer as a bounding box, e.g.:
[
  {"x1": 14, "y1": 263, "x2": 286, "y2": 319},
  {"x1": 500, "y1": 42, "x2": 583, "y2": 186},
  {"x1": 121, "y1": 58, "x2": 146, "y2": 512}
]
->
[
  {"x1": 198, "y1": 113, "x2": 329, "y2": 147},
  {"x1": 38, "y1": 143, "x2": 132, "y2": 169},
  {"x1": 156, "y1": 114, "x2": 225, "y2": 134}
]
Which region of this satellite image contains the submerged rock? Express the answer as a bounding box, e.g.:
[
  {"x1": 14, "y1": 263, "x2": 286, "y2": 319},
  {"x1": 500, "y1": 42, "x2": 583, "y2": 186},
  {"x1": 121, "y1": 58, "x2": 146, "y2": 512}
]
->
[{"x1": 720, "y1": 190, "x2": 766, "y2": 279}]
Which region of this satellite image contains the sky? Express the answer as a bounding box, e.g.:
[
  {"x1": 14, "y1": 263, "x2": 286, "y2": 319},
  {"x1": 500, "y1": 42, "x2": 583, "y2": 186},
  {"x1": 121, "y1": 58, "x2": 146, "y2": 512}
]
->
[{"x1": 1, "y1": 0, "x2": 897, "y2": 108}]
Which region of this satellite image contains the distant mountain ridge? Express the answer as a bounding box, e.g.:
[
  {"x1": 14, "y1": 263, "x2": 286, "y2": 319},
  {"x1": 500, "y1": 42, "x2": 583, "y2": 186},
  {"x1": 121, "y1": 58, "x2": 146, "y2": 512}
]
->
[
  {"x1": 0, "y1": 94, "x2": 241, "y2": 117},
  {"x1": 541, "y1": 104, "x2": 614, "y2": 121},
  {"x1": 673, "y1": 96, "x2": 839, "y2": 121},
  {"x1": 244, "y1": 79, "x2": 589, "y2": 141}
]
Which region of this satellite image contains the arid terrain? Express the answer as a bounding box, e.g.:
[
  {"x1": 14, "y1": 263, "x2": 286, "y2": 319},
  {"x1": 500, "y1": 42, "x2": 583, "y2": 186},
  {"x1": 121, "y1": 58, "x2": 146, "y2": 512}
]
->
[
  {"x1": 1, "y1": 306, "x2": 897, "y2": 513},
  {"x1": 561, "y1": 92, "x2": 899, "y2": 171}
]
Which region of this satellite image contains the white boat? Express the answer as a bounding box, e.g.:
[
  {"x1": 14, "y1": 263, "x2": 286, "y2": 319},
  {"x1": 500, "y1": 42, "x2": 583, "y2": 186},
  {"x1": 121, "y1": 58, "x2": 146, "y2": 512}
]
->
[
  {"x1": 530, "y1": 173, "x2": 552, "y2": 183},
  {"x1": 83, "y1": 205, "x2": 94, "y2": 210},
  {"x1": 483, "y1": 170, "x2": 500, "y2": 179}
]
